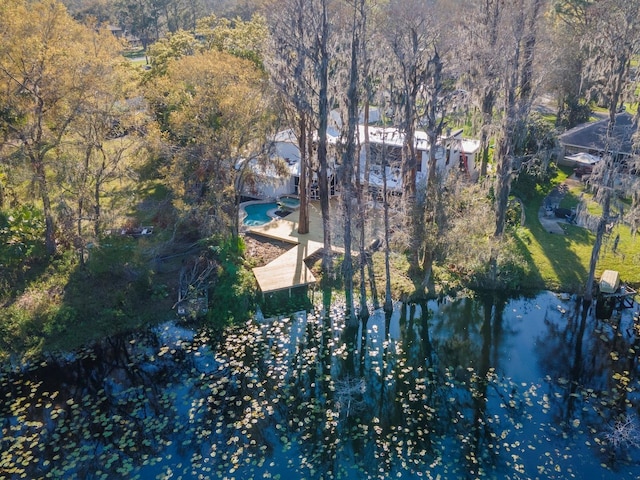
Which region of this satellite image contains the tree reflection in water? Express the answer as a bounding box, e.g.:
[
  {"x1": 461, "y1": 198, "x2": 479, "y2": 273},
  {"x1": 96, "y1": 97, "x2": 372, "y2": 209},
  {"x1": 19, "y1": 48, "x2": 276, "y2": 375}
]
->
[{"x1": 1, "y1": 292, "x2": 640, "y2": 479}]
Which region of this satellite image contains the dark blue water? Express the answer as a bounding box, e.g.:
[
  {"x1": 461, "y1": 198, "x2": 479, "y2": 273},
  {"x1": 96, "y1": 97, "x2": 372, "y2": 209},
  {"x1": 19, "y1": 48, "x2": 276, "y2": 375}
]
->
[{"x1": 1, "y1": 292, "x2": 639, "y2": 479}]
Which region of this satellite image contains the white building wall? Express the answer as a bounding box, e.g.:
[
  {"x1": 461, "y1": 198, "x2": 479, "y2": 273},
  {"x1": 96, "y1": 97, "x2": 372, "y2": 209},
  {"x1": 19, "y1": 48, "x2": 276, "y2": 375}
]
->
[{"x1": 253, "y1": 174, "x2": 295, "y2": 199}]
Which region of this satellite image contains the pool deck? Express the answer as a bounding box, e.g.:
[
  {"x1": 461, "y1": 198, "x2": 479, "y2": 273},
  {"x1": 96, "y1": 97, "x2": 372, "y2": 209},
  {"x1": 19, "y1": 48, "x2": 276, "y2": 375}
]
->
[{"x1": 248, "y1": 200, "x2": 343, "y2": 294}]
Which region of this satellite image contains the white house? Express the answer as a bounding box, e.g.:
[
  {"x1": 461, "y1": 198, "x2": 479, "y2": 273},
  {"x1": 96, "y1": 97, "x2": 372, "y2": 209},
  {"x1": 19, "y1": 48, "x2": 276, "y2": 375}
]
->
[
  {"x1": 242, "y1": 114, "x2": 480, "y2": 199},
  {"x1": 242, "y1": 129, "x2": 301, "y2": 199},
  {"x1": 361, "y1": 125, "x2": 479, "y2": 191}
]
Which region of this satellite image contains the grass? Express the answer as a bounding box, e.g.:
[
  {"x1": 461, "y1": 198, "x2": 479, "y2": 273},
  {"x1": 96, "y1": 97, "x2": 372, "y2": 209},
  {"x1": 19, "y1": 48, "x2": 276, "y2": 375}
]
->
[
  {"x1": 540, "y1": 113, "x2": 557, "y2": 125},
  {"x1": 313, "y1": 249, "x2": 417, "y2": 305},
  {"x1": 559, "y1": 182, "x2": 603, "y2": 216},
  {"x1": 0, "y1": 238, "x2": 177, "y2": 362},
  {"x1": 122, "y1": 48, "x2": 146, "y2": 59},
  {"x1": 515, "y1": 167, "x2": 640, "y2": 292}
]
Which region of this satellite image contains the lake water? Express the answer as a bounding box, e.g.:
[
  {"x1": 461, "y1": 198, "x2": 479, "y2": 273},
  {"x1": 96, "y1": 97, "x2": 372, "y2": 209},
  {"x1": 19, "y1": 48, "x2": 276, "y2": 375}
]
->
[{"x1": 1, "y1": 292, "x2": 640, "y2": 479}]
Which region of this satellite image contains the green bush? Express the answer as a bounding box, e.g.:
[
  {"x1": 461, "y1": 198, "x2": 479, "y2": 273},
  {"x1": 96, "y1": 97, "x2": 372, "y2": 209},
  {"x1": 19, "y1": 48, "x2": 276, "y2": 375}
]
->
[
  {"x1": 209, "y1": 235, "x2": 257, "y2": 324},
  {"x1": 44, "y1": 306, "x2": 78, "y2": 336},
  {"x1": 0, "y1": 205, "x2": 45, "y2": 265},
  {"x1": 556, "y1": 96, "x2": 592, "y2": 130}
]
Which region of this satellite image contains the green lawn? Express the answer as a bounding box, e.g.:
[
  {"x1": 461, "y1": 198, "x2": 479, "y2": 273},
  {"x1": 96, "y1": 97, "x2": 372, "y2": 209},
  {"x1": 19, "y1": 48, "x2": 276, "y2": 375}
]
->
[{"x1": 516, "y1": 169, "x2": 640, "y2": 292}]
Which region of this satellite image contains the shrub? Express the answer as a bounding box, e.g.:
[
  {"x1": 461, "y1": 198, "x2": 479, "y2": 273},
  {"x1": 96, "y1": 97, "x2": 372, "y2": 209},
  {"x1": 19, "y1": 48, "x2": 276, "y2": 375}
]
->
[
  {"x1": 209, "y1": 235, "x2": 257, "y2": 324},
  {"x1": 0, "y1": 205, "x2": 45, "y2": 266}
]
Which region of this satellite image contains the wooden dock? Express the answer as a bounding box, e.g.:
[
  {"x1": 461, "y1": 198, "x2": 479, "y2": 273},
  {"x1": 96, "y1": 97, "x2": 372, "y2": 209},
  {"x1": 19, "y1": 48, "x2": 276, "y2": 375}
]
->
[
  {"x1": 599, "y1": 270, "x2": 636, "y2": 305},
  {"x1": 247, "y1": 200, "x2": 342, "y2": 294},
  {"x1": 252, "y1": 240, "x2": 324, "y2": 294}
]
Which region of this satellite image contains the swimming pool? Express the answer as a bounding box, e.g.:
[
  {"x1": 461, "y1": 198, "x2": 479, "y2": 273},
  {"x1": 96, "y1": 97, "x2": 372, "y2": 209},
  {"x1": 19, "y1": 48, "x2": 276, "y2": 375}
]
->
[
  {"x1": 242, "y1": 202, "x2": 278, "y2": 226},
  {"x1": 278, "y1": 195, "x2": 300, "y2": 209}
]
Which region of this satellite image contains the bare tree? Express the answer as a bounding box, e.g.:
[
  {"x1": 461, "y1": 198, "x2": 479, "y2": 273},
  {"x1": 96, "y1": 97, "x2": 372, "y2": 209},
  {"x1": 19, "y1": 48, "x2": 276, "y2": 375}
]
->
[
  {"x1": 382, "y1": 0, "x2": 440, "y2": 275},
  {"x1": 456, "y1": 0, "x2": 505, "y2": 178},
  {"x1": 265, "y1": 0, "x2": 336, "y2": 298},
  {"x1": 546, "y1": 3, "x2": 592, "y2": 129},
  {"x1": 334, "y1": 0, "x2": 364, "y2": 328},
  {"x1": 578, "y1": 0, "x2": 640, "y2": 301},
  {"x1": 265, "y1": 0, "x2": 312, "y2": 235},
  {"x1": 355, "y1": 0, "x2": 382, "y2": 319},
  {"x1": 493, "y1": 1, "x2": 545, "y2": 239}
]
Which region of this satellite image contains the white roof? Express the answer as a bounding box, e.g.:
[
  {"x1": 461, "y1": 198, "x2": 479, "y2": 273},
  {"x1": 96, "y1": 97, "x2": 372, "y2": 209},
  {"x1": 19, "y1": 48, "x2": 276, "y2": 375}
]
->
[
  {"x1": 273, "y1": 128, "x2": 297, "y2": 143},
  {"x1": 565, "y1": 152, "x2": 601, "y2": 165},
  {"x1": 461, "y1": 139, "x2": 480, "y2": 154},
  {"x1": 360, "y1": 125, "x2": 431, "y2": 150}
]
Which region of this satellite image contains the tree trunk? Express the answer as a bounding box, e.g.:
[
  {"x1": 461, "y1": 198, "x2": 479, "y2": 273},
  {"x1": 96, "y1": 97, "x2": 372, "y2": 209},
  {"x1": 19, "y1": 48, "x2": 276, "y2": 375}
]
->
[
  {"x1": 341, "y1": 0, "x2": 361, "y2": 328},
  {"x1": 362, "y1": 101, "x2": 380, "y2": 311},
  {"x1": 317, "y1": 0, "x2": 333, "y2": 307},
  {"x1": 518, "y1": 0, "x2": 543, "y2": 105},
  {"x1": 584, "y1": 21, "x2": 633, "y2": 299},
  {"x1": 94, "y1": 178, "x2": 101, "y2": 238},
  {"x1": 383, "y1": 146, "x2": 393, "y2": 314},
  {"x1": 479, "y1": 86, "x2": 496, "y2": 179},
  {"x1": 357, "y1": 107, "x2": 369, "y2": 321},
  {"x1": 585, "y1": 188, "x2": 611, "y2": 302},
  {"x1": 402, "y1": 105, "x2": 421, "y2": 273},
  {"x1": 421, "y1": 50, "x2": 444, "y2": 290},
  {"x1": 493, "y1": 131, "x2": 512, "y2": 238},
  {"x1": 297, "y1": 115, "x2": 310, "y2": 235},
  {"x1": 34, "y1": 161, "x2": 56, "y2": 256},
  {"x1": 78, "y1": 145, "x2": 92, "y2": 264}
]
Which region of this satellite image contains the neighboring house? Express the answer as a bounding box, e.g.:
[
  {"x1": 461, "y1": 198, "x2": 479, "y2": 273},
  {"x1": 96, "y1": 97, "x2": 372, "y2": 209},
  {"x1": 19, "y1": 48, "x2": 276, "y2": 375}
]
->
[
  {"x1": 107, "y1": 25, "x2": 124, "y2": 38},
  {"x1": 559, "y1": 112, "x2": 639, "y2": 194},
  {"x1": 559, "y1": 112, "x2": 637, "y2": 163},
  {"x1": 243, "y1": 116, "x2": 480, "y2": 200},
  {"x1": 106, "y1": 24, "x2": 141, "y2": 48}
]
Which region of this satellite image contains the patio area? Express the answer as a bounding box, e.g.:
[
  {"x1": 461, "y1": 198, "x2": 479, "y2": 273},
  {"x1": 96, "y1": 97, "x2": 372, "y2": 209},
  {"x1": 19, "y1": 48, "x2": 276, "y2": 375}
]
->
[{"x1": 248, "y1": 199, "x2": 345, "y2": 294}]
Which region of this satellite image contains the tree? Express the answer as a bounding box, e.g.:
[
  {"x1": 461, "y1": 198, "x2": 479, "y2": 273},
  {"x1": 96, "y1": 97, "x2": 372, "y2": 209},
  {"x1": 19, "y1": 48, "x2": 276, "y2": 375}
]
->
[
  {"x1": 417, "y1": 33, "x2": 457, "y2": 291},
  {"x1": 265, "y1": 0, "x2": 336, "y2": 306},
  {"x1": 55, "y1": 26, "x2": 143, "y2": 261},
  {"x1": 0, "y1": 0, "x2": 124, "y2": 256},
  {"x1": 577, "y1": 0, "x2": 640, "y2": 301},
  {"x1": 547, "y1": 0, "x2": 593, "y2": 129},
  {"x1": 335, "y1": 0, "x2": 367, "y2": 329},
  {"x1": 145, "y1": 49, "x2": 274, "y2": 238},
  {"x1": 456, "y1": 0, "x2": 505, "y2": 178},
  {"x1": 264, "y1": 0, "x2": 314, "y2": 236},
  {"x1": 196, "y1": 13, "x2": 269, "y2": 68},
  {"x1": 493, "y1": 1, "x2": 545, "y2": 239},
  {"x1": 63, "y1": 0, "x2": 116, "y2": 23},
  {"x1": 145, "y1": 29, "x2": 201, "y2": 79},
  {"x1": 116, "y1": 0, "x2": 162, "y2": 49},
  {"x1": 145, "y1": 14, "x2": 268, "y2": 78},
  {"x1": 353, "y1": 0, "x2": 381, "y2": 319},
  {"x1": 266, "y1": 0, "x2": 318, "y2": 239},
  {"x1": 382, "y1": 0, "x2": 440, "y2": 276}
]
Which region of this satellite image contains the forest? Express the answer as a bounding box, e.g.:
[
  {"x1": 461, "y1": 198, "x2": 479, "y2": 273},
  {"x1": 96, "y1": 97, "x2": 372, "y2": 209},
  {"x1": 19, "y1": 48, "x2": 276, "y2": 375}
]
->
[{"x1": 1, "y1": 0, "x2": 640, "y2": 361}]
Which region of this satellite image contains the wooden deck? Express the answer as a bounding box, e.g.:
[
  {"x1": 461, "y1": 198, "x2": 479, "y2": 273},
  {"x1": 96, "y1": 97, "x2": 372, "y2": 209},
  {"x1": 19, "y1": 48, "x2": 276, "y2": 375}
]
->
[
  {"x1": 247, "y1": 200, "x2": 340, "y2": 294},
  {"x1": 252, "y1": 240, "x2": 323, "y2": 293}
]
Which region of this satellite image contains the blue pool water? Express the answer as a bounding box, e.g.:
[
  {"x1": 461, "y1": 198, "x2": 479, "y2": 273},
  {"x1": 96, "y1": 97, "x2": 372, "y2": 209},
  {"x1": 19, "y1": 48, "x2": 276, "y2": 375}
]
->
[
  {"x1": 243, "y1": 202, "x2": 277, "y2": 226},
  {"x1": 278, "y1": 196, "x2": 300, "y2": 209}
]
